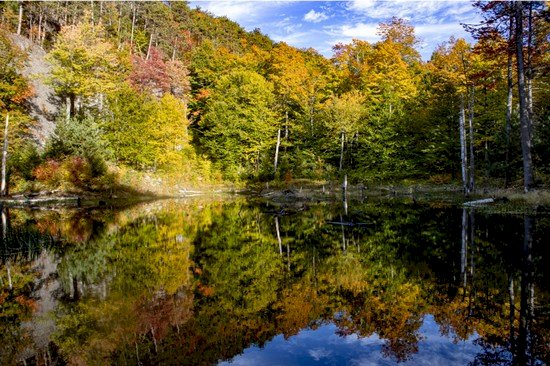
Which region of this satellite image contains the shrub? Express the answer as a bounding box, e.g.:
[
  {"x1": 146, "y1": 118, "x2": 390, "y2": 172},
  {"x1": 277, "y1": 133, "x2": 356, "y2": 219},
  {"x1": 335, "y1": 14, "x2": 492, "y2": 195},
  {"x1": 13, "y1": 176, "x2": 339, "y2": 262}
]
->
[
  {"x1": 45, "y1": 116, "x2": 109, "y2": 178},
  {"x1": 9, "y1": 142, "x2": 42, "y2": 180},
  {"x1": 33, "y1": 159, "x2": 63, "y2": 187},
  {"x1": 63, "y1": 156, "x2": 93, "y2": 187}
]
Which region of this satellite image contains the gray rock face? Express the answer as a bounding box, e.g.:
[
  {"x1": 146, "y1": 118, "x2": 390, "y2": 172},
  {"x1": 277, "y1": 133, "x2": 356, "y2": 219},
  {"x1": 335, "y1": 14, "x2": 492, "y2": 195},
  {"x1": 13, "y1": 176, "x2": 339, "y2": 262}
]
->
[{"x1": 9, "y1": 34, "x2": 58, "y2": 147}]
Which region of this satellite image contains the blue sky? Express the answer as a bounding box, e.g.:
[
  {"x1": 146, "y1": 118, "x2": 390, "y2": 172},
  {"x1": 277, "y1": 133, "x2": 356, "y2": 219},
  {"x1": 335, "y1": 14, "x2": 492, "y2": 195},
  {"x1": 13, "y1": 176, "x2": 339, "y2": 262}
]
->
[{"x1": 188, "y1": 0, "x2": 482, "y2": 60}]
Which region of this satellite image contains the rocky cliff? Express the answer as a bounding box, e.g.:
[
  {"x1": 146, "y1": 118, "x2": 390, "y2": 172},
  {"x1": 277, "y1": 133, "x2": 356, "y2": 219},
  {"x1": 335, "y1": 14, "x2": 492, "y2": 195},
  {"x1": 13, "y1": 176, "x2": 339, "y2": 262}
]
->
[{"x1": 9, "y1": 34, "x2": 57, "y2": 147}]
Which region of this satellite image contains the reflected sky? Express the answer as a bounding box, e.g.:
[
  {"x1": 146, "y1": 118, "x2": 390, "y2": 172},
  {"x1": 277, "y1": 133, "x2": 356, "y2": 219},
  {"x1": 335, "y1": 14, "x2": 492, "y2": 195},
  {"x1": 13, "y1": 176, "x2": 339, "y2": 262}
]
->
[{"x1": 221, "y1": 315, "x2": 483, "y2": 366}]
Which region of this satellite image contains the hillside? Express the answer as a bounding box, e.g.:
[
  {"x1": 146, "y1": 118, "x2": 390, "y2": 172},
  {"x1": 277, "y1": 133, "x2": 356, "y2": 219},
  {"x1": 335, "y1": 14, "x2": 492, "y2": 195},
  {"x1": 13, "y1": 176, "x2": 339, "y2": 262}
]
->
[{"x1": 0, "y1": 1, "x2": 548, "y2": 197}]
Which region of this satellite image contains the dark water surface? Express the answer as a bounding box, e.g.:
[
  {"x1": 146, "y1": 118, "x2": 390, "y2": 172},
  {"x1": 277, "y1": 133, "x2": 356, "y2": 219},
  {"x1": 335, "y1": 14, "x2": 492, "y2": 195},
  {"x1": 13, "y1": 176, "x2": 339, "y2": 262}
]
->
[{"x1": 1, "y1": 197, "x2": 548, "y2": 365}]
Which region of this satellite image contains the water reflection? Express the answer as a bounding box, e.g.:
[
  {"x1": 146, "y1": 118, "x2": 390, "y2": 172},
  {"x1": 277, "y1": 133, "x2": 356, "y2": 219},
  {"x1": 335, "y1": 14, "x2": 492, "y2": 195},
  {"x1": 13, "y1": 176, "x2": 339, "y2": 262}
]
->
[{"x1": 0, "y1": 198, "x2": 548, "y2": 365}]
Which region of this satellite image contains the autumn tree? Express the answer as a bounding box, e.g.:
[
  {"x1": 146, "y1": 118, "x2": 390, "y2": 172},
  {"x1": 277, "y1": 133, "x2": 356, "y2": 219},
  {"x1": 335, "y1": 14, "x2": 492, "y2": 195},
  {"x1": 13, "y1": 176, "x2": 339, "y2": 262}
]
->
[
  {"x1": 129, "y1": 46, "x2": 189, "y2": 100},
  {"x1": 363, "y1": 39, "x2": 419, "y2": 119},
  {"x1": 0, "y1": 29, "x2": 35, "y2": 193},
  {"x1": 267, "y1": 43, "x2": 309, "y2": 139},
  {"x1": 46, "y1": 21, "x2": 124, "y2": 118},
  {"x1": 329, "y1": 21, "x2": 422, "y2": 182},
  {"x1": 377, "y1": 16, "x2": 421, "y2": 65},
  {"x1": 332, "y1": 39, "x2": 373, "y2": 93},
  {"x1": 0, "y1": 30, "x2": 31, "y2": 112}
]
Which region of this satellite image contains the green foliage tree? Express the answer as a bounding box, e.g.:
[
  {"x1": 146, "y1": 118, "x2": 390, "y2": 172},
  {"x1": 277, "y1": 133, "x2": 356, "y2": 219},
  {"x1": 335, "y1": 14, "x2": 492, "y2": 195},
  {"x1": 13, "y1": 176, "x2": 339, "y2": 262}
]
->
[
  {"x1": 200, "y1": 70, "x2": 277, "y2": 180},
  {"x1": 322, "y1": 91, "x2": 368, "y2": 172},
  {"x1": 103, "y1": 84, "x2": 190, "y2": 172}
]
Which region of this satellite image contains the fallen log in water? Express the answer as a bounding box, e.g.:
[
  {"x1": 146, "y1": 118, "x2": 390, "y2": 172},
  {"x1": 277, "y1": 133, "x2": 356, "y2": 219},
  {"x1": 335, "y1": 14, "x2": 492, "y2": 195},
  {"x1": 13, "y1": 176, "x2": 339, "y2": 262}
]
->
[
  {"x1": 463, "y1": 198, "x2": 495, "y2": 206},
  {"x1": 326, "y1": 221, "x2": 370, "y2": 227},
  {"x1": 0, "y1": 195, "x2": 80, "y2": 207}
]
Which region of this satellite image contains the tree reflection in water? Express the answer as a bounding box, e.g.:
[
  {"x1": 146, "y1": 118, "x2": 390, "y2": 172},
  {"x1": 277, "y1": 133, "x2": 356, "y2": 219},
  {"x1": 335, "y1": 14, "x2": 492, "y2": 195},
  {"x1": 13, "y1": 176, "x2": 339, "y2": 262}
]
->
[{"x1": 0, "y1": 198, "x2": 548, "y2": 365}]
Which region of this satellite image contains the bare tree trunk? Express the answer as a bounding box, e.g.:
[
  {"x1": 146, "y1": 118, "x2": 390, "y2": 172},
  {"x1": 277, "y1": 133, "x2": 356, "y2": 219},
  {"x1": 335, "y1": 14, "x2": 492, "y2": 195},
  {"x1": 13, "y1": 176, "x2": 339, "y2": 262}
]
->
[
  {"x1": 468, "y1": 87, "x2": 475, "y2": 193},
  {"x1": 275, "y1": 216, "x2": 282, "y2": 255},
  {"x1": 274, "y1": 128, "x2": 281, "y2": 175},
  {"x1": 116, "y1": 4, "x2": 123, "y2": 49},
  {"x1": 284, "y1": 110, "x2": 289, "y2": 139},
  {"x1": 509, "y1": 275, "x2": 516, "y2": 355},
  {"x1": 37, "y1": 12, "x2": 43, "y2": 44},
  {"x1": 517, "y1": 215, "x2": 534, "y2": 365},
  {"x1": 505, "y1": 13, "x2": 514, "y2": 188},
  {"x1": 515, "y1": 2, "x2": 534, "y2": 192},
  {"x1": 135, "y1": 342, "x2": 140, "y2": 365},
  {"x1": 526, "y1": 2, "x2": 534, "y2": 122},
  {"x1": 1, "y1": 114, "x2": 9, "y2": 196},
  {"x1": 17, "y1": 1, "x2": 23, "y2": 35},
  {"x1": 469, "y1": 208, "x2": 475, "y2": 279},
  {"x1": 2, "y1": 209, "x2": 11, "y2": 290},
  {"x1": 339, "y1": 131, "x2": 345, "y2": 172},
  {"x1": 28, "y1": 14, "x2": 33, "y2": 42},
  {"x1": 171, "y1": 37, "x2": 178, "y2": 61},
  {"x1": 146, "y1": 33, "x2": 153, "y2": 60},
  {"x1": 6, "y1": 260, "x2": 12, "y2": 290},
  {"x1": 64, "y1": 1, "x2": 68, "y2": 26},
  {"x1": 98, "y1": 93, "x2": 104, "y2": 113},
  {"x1": 130, "y1": 4, "x2": 136, "y2": 50},
  {"x1": 286, "y1": 240, "x2": 290, "y2": 271},
  {"x1": 151, "y1": 327, "x2": 157, "y2": 353},
  {"x1": 66, "y1": 96, "x2": 71, "y2": 120},
  {"x1": 75, "y1": 96, "x2": 81, "y2": 115},
  {"x1": 459, "y1": 97, "x2": 469, "y2": 194},
  {"x1": 90, "y1": 0, "x2": 95, "y2": 27},
  {"x1": 340, "y1": 214, "x2": 346, "y2": 252},
  {"x1": 461, "y1": 208, "x2": 468, "y2": 287},
  {"x1": 342, "y1": 174, "x2": 348, "y2": 215},
  {"x1": 40, "y1": 16, "x2": 46, "y2": 47}
]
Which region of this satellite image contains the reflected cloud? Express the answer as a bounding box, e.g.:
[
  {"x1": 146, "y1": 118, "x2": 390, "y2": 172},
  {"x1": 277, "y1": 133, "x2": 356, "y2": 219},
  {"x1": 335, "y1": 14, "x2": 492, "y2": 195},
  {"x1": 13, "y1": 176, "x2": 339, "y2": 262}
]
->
[{"x1": 308, "y1": 347, "x2": 333, "y2": 360}]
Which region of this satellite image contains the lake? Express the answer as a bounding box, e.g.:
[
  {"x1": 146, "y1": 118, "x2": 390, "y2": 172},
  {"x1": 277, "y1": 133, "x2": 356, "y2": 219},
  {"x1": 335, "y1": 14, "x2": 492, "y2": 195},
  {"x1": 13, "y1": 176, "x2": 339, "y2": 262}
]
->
[{"x1": 1, "y1": 195, "x2": 548, "y2": 365}]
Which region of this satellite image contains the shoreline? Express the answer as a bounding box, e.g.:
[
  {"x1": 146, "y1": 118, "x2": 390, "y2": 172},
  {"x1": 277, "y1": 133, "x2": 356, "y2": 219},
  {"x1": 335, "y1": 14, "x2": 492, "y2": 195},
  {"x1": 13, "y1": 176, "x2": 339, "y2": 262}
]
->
[{"x1": 1, "y1": 183, "x2": 549, "y2": 214}]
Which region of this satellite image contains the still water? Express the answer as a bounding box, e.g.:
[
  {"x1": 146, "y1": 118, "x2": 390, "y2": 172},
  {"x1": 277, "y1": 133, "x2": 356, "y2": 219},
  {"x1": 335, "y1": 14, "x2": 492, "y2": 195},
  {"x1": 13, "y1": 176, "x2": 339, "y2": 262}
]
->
[{"x1": 0, "y1": 196, "x2": 548, "y2": 365}]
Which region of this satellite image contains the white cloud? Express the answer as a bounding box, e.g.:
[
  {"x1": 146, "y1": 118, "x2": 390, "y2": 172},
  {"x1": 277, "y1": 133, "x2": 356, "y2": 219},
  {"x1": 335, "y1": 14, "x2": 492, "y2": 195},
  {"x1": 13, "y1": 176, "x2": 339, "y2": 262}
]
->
[
  {"x1": 189, "y1": 0, "x2": 292, "y2": 28},
  {"x1": 340, "y1": 22, "x2": 379, "y2": 41},
  {"x1": 275, "y1": 16, "x2": 303, "y2": 34},
  {"x1": 194, "y1": 1, "x2": 259, "y2": 21},
  {"x1": 415, "y1": 22, "x2": 467, "y2": 38},
  {"x1": 325, "y1": 22, "x2": 380, "y2": 44},
  {"x1": 415, "y1": 22, "x2": 471, "y2": 58},
  {"x1": 347, "y1": 0, "x2": 476, "y2": 23},
  {"x1": 272, "y1": 31, "x2": 314, "y2": 45},
  {"x1": 443, "y1": 3, "x2": 477, "y2": 17},
  {"x1": 304, "y1": 9, "x2": 329, "y2": 23}
]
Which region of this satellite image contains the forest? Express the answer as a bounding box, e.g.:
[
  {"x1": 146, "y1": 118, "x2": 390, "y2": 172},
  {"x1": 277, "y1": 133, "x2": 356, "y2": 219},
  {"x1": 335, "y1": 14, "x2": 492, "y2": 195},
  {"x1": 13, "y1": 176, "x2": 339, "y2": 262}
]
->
[{"x1": 0, "y1": 1, "x2": 548, "y2": 196}]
